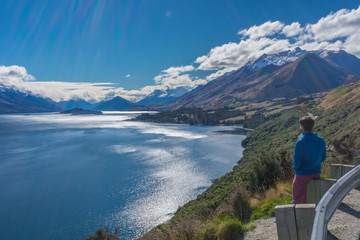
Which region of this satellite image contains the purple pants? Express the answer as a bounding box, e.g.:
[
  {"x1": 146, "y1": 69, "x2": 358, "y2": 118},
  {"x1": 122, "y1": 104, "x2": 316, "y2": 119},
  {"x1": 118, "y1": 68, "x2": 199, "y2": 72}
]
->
[{"x1": 292, "y1": 174, "x2": 321, "y2": 204}]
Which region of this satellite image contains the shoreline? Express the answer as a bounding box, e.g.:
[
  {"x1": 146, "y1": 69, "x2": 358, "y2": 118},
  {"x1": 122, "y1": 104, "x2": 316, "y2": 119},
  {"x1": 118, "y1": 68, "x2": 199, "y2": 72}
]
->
[{"x1": 136, "y1": 124, "x2": 250, "y2": 239}]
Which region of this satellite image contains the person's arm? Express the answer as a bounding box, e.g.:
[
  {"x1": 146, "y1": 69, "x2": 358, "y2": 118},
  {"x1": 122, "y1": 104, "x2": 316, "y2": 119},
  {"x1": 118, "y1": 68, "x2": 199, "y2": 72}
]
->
[{"x1": 293, "y1": 141, "x2": 303, "y2": 170}]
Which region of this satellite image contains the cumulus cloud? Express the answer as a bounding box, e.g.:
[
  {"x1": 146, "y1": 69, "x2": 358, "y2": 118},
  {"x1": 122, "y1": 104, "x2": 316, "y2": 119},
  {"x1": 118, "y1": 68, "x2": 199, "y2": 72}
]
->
[
  {"x1": 0, "y1": 65, "x2": 35, "y2": 85},
  {"x1": 153, "y1": 65, "x2": 206, "y2": 89},
  {"x1": 238, "y1": 21, "x2": 284, "y2": 39},
  {"x1": 196, "y1": 37, "x2": 280, "y2": 71},
  {"x1": 282, "y1": 22, "x2": 303, "y2": 37},
  {"x1": 344, "y1": 32, "x2": 360, "y2": 56},
  {"x1": 125, "y1": 74, "x2": 131, "y2": 78},
  {"x1": 162, "y1": 65, "x2": 195, "y2": 76},
  {"x1": 307, "y1": 6, "x2": 360, "y2": 41}
]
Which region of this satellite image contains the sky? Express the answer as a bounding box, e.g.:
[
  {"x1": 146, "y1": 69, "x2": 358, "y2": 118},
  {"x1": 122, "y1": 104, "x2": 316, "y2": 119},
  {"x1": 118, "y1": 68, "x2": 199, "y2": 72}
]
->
[{"x1": 0, "y1": 0, "x2": 360, "y2": 102}]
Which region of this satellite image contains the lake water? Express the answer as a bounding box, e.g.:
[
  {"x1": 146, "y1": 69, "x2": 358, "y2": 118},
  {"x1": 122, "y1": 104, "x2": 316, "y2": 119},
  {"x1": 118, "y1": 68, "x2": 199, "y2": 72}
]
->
[{"x1": 0, "y1": 112, "x2": 246, "y2": 240}]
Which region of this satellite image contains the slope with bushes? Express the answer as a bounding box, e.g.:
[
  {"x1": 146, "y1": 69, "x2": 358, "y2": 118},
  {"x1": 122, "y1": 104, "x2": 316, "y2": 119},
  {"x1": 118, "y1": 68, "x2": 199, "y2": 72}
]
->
[{"x1": 137, "y1": 80, "x2": 360, "y2": 240}]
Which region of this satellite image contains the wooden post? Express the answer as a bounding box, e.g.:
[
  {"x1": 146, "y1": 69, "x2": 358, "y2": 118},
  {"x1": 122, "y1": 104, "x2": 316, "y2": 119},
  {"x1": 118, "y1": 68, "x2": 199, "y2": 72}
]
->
[
  {"x1": 353, "y1": 157, "x2": 360, "y2": 166},
  {"x1": 306, "y1": 179, "x2": 321, "y2": 204},
  {"x1": 275, "y1": 204, "x2": 298, "y2": 240},
  {"x1": 330, "y1": 164, "x2": 343, "y2": 179},
  {"x1": 295, "y1": 204, "x2": 316, "y2": 240},
  {"x1": 321, "y1": 178, "x2": 337, "y2": 195},
  {"x1": 306, "y1": 178, "x2": 336, "y2": 204}
]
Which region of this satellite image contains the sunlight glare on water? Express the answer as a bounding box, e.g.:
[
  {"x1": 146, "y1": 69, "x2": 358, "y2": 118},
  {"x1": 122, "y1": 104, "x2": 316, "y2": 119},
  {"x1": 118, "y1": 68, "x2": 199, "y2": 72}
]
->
[{"x1": 0, "y1": 112, "x2": 245, "y2": 239}]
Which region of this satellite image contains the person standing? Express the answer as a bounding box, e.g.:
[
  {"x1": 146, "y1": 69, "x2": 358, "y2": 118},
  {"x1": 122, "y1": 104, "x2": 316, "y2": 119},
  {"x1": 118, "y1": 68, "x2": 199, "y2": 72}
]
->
[{"x1": 292, "y1": 116, "x2": 326, "y2": 204}]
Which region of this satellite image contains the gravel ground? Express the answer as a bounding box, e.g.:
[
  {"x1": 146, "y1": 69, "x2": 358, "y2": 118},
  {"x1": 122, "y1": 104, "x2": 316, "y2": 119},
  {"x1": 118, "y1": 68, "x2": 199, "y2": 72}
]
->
[{"x1": 241, "y1": 189, "x2": 360, "y2": 240}]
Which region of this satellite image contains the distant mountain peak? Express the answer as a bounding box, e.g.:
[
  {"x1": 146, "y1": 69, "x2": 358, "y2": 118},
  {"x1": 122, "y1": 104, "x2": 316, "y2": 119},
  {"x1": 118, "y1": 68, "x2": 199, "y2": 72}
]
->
[
  {"x1": 246, "y1": 47, "x2": 307, "y2": 70},
  {"x1": 93, "y1": 95, "x2": 134, "y2": 111},
  {"x1": 136, "y1": 87, "x2": 188, "y2": 105}
]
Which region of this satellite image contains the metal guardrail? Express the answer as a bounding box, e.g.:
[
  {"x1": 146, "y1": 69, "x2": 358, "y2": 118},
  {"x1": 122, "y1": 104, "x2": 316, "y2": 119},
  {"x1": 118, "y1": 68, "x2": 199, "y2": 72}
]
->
[{"x1": 311, "y1": 165, "x2": 360, "y2": 240}]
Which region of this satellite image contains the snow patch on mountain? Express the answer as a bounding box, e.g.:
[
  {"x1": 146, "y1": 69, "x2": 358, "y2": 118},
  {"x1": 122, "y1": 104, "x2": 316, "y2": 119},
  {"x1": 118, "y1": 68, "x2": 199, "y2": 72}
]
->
[{"x1": 246, "y1": 47, "x2": 307, "y2": 70}]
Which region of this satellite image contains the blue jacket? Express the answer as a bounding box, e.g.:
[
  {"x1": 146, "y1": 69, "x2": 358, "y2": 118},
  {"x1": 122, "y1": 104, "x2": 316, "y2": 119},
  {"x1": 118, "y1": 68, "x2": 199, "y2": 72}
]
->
[{"x1": 293, "y1": 132, "x2": 326, "y2": 175}]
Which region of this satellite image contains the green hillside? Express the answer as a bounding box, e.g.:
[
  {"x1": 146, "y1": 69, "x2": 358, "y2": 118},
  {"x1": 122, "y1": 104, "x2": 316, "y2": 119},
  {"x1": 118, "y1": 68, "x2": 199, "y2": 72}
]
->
[{"x1": 137, "y1": 81, "x2": 360, "y2": 240}]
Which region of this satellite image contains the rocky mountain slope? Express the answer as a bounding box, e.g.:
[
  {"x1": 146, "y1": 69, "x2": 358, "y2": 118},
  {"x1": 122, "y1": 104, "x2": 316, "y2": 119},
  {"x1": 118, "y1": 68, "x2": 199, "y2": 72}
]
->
[
  {"x1": 166, "y1": 52, "x2": 360, "y2": 109},
  {"x1": 0, "y1": 85, "x2": 62, "y2": 113}
]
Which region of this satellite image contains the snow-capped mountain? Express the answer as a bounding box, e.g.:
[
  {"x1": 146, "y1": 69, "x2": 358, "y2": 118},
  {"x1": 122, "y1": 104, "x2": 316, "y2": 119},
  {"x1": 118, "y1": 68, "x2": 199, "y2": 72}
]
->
[
  {"x1": 246, "y1": 47, "x2": 307, "y2": 70},
  {"x1": 0, "y1": 84, "x2": 62, "y2": 113},
  {"x1": 320, "y1": 50, "x2": 360, "y2": 75},
  {"x1": 164, "y1": 51, "x2": 360, "y2": 109},
  {"x1": 245, "y1": 48, "x2": 360, "y2": 76},
  {"x1": 136, "y1": 87, "x2": 188, "y2": 105}
]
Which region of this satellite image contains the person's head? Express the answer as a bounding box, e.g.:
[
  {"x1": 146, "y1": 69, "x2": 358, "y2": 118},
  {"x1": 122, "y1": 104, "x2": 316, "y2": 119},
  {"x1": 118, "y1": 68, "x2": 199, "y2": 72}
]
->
[{"x1": 299, "y1": 116, "x2": 315, "y2": 133}]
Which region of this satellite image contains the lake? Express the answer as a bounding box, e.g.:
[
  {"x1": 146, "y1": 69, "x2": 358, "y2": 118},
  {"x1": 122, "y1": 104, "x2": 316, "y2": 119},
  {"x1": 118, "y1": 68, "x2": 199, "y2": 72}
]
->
[{"x1": 0, "y1": 112, "x2": 246, "y2": 240}]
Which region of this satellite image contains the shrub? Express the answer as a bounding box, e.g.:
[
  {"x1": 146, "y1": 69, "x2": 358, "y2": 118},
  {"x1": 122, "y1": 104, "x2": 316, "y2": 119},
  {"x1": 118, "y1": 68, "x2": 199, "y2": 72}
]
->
[
  {"x1": 199, "y1": 224, "x2": 217, "y2": 240},
  {"x1": 170, "y1": 218, "x2": 199, "y2": 240},
  {"x1": 83, "y1": 228, "x2": 120, "y2": 240},
  {"x1": 215, "y1": 216, "x2": 243, "y2": 240},
  {"x1": 333, "y1": 135, "x2": 356, "y2": 164},
  {"x1": 246, "y1": 147, "x2": 293, "y2": 193},
  {"x1": 228, "y1": 187, "x2": 251, "y2": 223}
]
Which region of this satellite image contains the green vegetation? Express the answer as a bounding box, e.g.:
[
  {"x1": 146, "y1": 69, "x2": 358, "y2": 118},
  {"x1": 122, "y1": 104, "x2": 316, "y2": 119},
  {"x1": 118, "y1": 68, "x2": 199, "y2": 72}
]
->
[
  {"x1": 134, "y1": 107, "x2": 245, "y2": 125},
  {"x1": 250, "y1": 196, "x2": 292, "y2": 221},
  {"x1": 135, "y1": 81, "x2": 360, "y2": 240},
  {"x1": 83, "y1": 228, "x2": 120, "y2": 240}
]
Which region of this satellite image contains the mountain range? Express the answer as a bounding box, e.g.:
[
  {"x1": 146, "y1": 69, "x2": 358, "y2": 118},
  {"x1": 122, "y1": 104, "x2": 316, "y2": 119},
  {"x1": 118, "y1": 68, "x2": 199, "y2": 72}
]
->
[
  {"x1": 136, "y1": 87, "x2": 188, "y2": 105},
  {"x1": 0, "y1": 85, "x2": 61, "y2": 113},
  {"x1": 1, "y1": 48, "x2": 360, "y2": 113},
  {"x1": 162, "y1": 49, "x2": 360, "y2": 109}
]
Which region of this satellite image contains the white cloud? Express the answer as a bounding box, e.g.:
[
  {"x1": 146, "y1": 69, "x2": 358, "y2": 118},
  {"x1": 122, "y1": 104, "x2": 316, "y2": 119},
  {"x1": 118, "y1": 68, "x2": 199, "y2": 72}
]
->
[
  {"x1": 196, "y1": 37, "x2": 278, "y2": 71},
  {"x1": 0, "y1": 64, "x2": 201, "y2": 103},
  {"x1": 162, "y1": 65, "x2": 195, "y2": 76},
  {"x1": 238, "y1": 21, "x2": 284, "y2": 39},
  {"x1": 125, "y1": 74, "x2": 131, "y2": 78},
  {"x1": 282, "y1": 22, "x2": 303, "y2": 37},
  {"x1": 195, "y1": 55, "x2": 207, "y2": 64},
  {"x1": 205, "y1": 68, "x2": 237, "y2": 81},
  {"x1": 307, "y1": 6, "x2": 360, "y2": 41},
  {"x1": 154, "y1": 65, "x2": 206, "y2": 89},
  {"x1": 0, "y1": 65, "x2": 35, "y2": 85},
  {"x1": 344, "y1": 32, "x2": 360, "y2": 57},
  {"x1": 0, "y1": 65, "x2": 151, "y2": 102}
]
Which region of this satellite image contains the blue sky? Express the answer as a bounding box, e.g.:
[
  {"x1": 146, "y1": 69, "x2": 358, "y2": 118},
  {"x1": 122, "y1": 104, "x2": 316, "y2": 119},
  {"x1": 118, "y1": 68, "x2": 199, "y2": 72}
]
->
[{"x1": 0, "y1": 0, "x2": 360, "y2": 102}]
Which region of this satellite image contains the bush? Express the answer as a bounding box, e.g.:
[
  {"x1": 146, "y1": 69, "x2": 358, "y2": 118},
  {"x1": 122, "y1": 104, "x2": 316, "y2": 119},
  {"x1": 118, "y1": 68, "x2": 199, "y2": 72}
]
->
[
  {"x1": 199, "y1": 224, "x2": 217, "y2": 240},
  {"x1": 215, "y1": 216, "x2": 243, "y2": 240},
  {"x1": 169, "y1": 218, "x2": 199, "y2": 240},
  {"x1": 228, "y1": 187, "x2": 251, "y2": 223},
  {"x1": 247, "y1": 147, "x2": 293, "y2": 193},
  {"x1": 83, "y1": 228, "x2": 120, "y2": 240}
]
